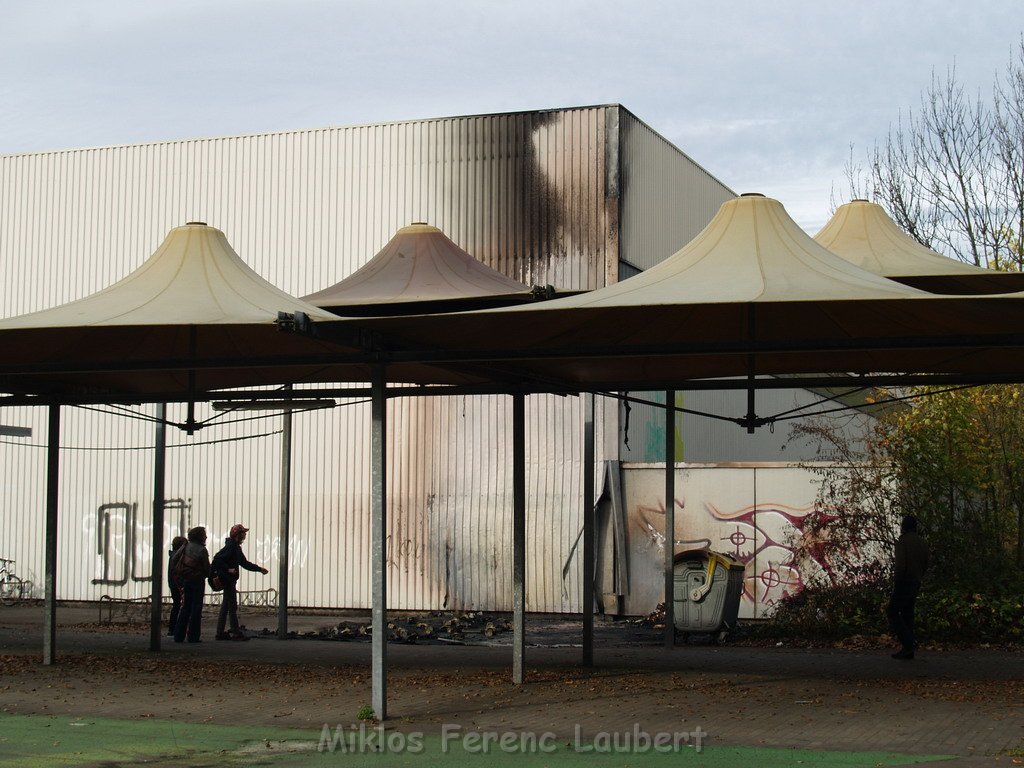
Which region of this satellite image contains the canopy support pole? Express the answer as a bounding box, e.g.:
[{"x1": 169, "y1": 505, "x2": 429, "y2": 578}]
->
[
  {"x1": 371, "y1": 367, "x2": 388, "y2": 720},
  {"x1": 745, "y1": 376, "x2": 757, "y2": 434},
  {"x1": 42, "y1": 405, "x2": 60, "y2": 665},
  {"x1": 582, "y1": 392, "x2": 595, "y2": 667},
  {"x1": 185, "y1": 326, "x2": 198, "y2": 435},
  {"x1": 149, "y1": 404, "x2": 167, "y2": 652},
  {"x1": 746, "y1": 305, "x2": 757, "y2": 433},
  {"x1": 512, "y1": 393, "x2": 527, "y2": 684},
  {"x1": 277, "y1": 386, "x2": 293, "y2": 640},
  {"x1": 663, "y1": 391, "x2": 676, "y2": 649}
]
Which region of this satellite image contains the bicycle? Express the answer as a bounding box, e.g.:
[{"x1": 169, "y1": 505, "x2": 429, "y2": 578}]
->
[{"x1": 0, "y1": 558, "x2": 30, "y2": 606}]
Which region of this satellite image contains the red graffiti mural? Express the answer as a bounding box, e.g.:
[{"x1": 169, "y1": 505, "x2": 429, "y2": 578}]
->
[
  {"x1": 705, "y1": 502, "x2": 841, "y2": 609},
  {"x1": 633, "y1": 494, "x2": 840, "y2": 614}
]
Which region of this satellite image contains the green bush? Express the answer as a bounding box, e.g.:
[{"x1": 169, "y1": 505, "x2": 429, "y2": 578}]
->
[
  {"x1": 756, "y1": 570, "x2": 1024, "y2": 645},
  {"x1": 755, "y1": 570, "x2": 890, "y2": 642},
  {"x1": 917, "y1": 577, "x2": 1024, "y2": 643}
]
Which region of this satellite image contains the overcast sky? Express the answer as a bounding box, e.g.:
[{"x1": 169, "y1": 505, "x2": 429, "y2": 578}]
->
[{"x1": 1, "y1": 1, "x2": 1020, "y2": 232}]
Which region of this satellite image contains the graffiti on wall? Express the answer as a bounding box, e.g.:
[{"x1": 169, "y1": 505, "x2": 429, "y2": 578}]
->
[
  {"x1": 84, "y1": 499, "x2": 311, "y2": 589},
  {"x1": 704, "y1": 501, "x2": 819, "y2": 609},
  {"x1": 89, "y1": 499, "x2": 190, "y2": 586},
  {"x1": 249, "y1": 533, "x2": 310, "y2": 570},
  {"x1": 622, "y1": 473, "x2": 831, "y2": 622}
]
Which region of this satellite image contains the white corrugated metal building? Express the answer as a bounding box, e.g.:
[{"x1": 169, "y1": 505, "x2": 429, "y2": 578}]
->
[{"x1": 1, "y1": 105, "x2": 858, "y2": 618}]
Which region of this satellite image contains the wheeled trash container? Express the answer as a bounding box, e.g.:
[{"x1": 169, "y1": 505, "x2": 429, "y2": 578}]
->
[{"x1": 672, "y1": 549, "x2": 745, "y2": 642}]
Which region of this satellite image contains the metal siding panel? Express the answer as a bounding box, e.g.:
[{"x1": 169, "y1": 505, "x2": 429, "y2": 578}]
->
[
  {"x1": 677, "y1": 389, "x2": 874, "y2": 463},
  {"x1": 618, "y1": 109, "x2": 735, "y2": 271},
  {"x1": 1, "y1": 107, "x2": 624, "y2": 612},
  {"x1": 287, "y1": 400, "x2": 370, "y2": 608},
  {"x1": 0, "y1": 406, "x2": 158, "y2": 602},
  {"x1": 0, "y1": 408, "x2": 52, "y2": 600},
  {"x1": 619, "y1": 387, "x2": 878, "y2": 465}
]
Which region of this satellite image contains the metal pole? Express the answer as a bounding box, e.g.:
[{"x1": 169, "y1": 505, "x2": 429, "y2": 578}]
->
[
  {"x1": 370, "y1": 367, "x2": 388, "y2": 720},
  {"x1": 149, "y1": 404, "x2": 167, "y2": 652},
  {"x1": 582, "y1": 392, "x2": 595, "y2": 667},
  {"x1": 277, "y1": 387, "x2": 293, "y2": 639},
  {"x1": 42, "y1": 405, "x2": 60, "y2": 665},
  {"x1": 664, "y1": 390, "x2": 676, "y2": 648},
  {"x1": 746, "y1": 304, "x2": 757, "y2": 434},
  {"x1": 512, "y1": 393, "x2": 527, "y2": 684}
]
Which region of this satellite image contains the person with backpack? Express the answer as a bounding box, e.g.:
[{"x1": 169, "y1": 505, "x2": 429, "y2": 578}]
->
[
  {"x1": 172, "y1": 526, "x2": 211, "y2": 643},
  {"x1": 211, "y1": 524, "x2": 269, "y2": 641},
  {"x1": 166, "y1": 535, "x2": 188, "y2": 636}
]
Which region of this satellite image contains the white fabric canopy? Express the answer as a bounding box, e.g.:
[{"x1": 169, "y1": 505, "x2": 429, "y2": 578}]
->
[
  {"x1": 349, "y1": 195, "x2": 1024, "y2": 387},
  {"x1": 814, "y1": 200, "x2": 1024, "y2": 294},
  {"x1": 0, "y1": 222, "x2": 338, "y2": 328},
  {"x1": 0, "y1": 223, "x2": 484, "y2": 398},
  {"x1": 6, "y1": 200, "x2": 1024, "y2": 399},
  {"x1": 304, "y1": 223, "x2": 536, "y2": 312},
  {"x1": 531, "y1": 194, "x2": 927, "y2": 307}
]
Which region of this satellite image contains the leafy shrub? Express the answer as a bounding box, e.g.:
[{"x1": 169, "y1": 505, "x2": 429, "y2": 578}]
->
[
  {"x1": 775, "y1": 384, "x2": 1024, "y2": 646},
  {"x1": 756, "y1": 570, "x2": 1024, "y2": 645},
  {"x1": 917, "y1": 576, "x2": 1024, "y2": 643},
  {"x1": 755, "y1": 570, "x2": 890, "y2": 641}
]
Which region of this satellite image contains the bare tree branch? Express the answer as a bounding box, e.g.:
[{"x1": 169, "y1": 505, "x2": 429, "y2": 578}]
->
[{"x1": 846, "y1": 40, "x2": 1024, "y2": 270}]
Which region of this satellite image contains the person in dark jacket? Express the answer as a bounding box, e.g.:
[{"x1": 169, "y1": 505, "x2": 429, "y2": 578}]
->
[
  {"x1": 172, "y1": 527, "x2": 211, "y2": 643},
  {"x1": 166, "y1": 535, "x2": 188, "y2": 636},
  {"x1": 211, "y1": 524, "x2": 268, "y2": 641},
  {"x1": 888, "y1": 515, "x2": 930, "y2": 660}
]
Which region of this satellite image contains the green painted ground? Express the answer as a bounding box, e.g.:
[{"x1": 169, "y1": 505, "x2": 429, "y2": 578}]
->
[{"x1": 0, "y1": 713, "x2": 956, "y2": 767}]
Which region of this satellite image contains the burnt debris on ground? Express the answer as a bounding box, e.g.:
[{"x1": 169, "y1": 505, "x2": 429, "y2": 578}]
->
[{"x1": 252, "y1": 610, "x2": 666, "y2": 648}]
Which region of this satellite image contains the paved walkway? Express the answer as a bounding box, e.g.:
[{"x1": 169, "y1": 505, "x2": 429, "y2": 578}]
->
[{"x1": 1, "y1": 604, "x2": 1022, "y2": 766}]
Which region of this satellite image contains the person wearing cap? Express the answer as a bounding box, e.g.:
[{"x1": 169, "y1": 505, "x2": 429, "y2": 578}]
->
[{"x1": 211, "y1": 524, "x2": 269, "y2": 641}]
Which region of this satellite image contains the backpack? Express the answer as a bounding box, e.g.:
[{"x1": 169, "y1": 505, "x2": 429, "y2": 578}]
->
[{"x1": 173, "y1": 546, "x2": 204, "y2": 581}]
